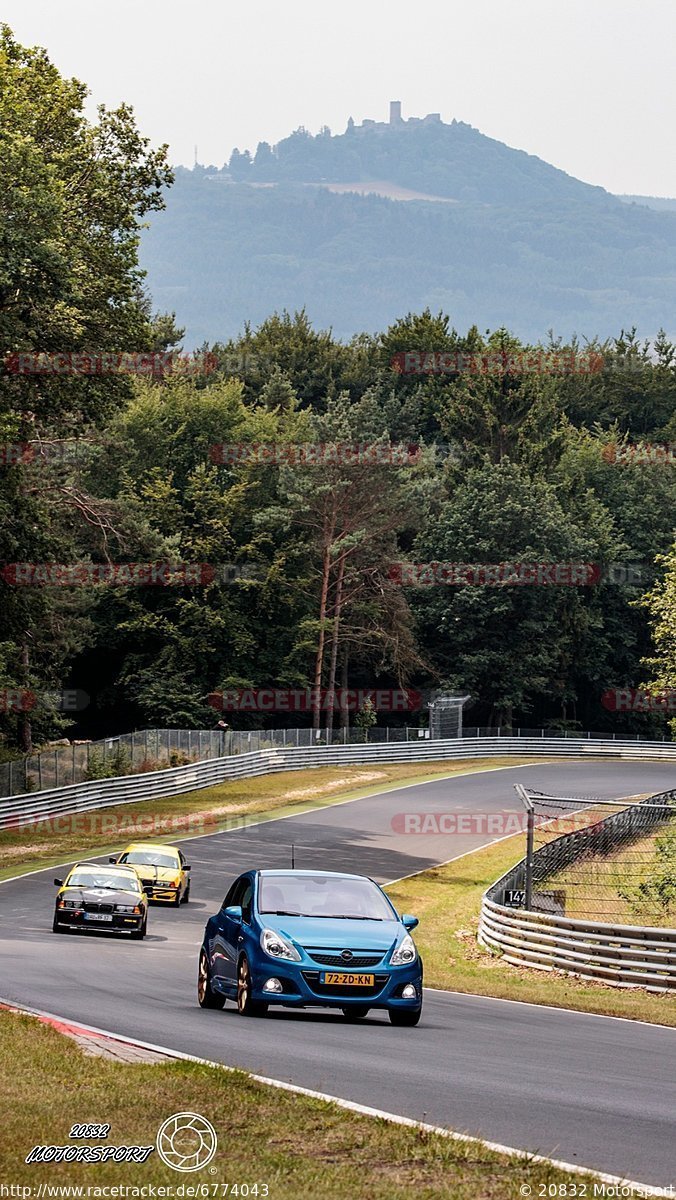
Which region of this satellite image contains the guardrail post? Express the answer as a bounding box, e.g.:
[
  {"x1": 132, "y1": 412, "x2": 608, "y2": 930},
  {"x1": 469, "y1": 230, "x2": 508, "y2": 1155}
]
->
[{"x1": 525, "y1": 806, "x2": 535, "y2": 910}]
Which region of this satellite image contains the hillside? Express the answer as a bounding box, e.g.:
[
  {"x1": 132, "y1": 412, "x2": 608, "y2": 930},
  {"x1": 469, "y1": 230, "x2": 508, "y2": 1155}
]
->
[{"x1": 139, "y1": 114, "x2": 676, "y2": 345}]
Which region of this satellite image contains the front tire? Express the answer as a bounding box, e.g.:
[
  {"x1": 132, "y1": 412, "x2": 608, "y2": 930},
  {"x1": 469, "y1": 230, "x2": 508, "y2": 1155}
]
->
[
  {"x1": 389, "y1": 1006, "x2": 422, "y2": 1027},
  {"x1": 198, "y1": 949, "x2": 225, "y2": 1009},
  {"x1": 181, "y1": 882, "x2": 190, "y2": 904},
  {"x1": 130, "y1": 915, "x2": 147, "y2": 940},
  {"x1": 52, "y1": 913, "x2": 65, "y2": 933},
  {"x1": 237, "y1": 955, "x2": 268, "y2": 1017}
]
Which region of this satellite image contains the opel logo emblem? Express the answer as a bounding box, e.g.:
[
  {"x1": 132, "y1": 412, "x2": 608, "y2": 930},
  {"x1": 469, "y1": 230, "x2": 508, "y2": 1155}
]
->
[{"x1": 341, "y1": 949, "x2": 353, "y2": 962}]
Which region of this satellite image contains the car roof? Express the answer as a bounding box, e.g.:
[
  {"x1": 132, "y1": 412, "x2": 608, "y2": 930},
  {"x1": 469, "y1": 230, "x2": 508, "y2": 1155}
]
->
[
  {"x1": 72, "y1": 861, "x2": 137, "y2": 872},
  {"x1": 258, "y1": 869, "x2": 371, "y2": 881},
  {"x1": 123, "y1": 842, "x2": 180, "y2": 852}
]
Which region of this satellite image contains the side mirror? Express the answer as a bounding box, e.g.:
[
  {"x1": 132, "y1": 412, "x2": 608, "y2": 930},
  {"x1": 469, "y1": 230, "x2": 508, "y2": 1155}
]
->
[
  {"x1": 222, "y1": 904, "x2": 242, "y2": 922},
  {"x1": 402, "y1": 914, "x2": 419, "y2": 931},
  {"x1": 184, "y1": 864, "x2": 191, "y2": 871},
  {"x1": 108, "y1": 857, "x2": 117, "y2": 864},
  {"x1": 54, "y1": 878, "x2": 63, "y2": 887}
]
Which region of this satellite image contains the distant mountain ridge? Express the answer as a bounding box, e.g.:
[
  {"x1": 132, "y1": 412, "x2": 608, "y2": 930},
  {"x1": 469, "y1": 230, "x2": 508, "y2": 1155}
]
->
[
  {"x1": 140, "y1": 108, "x2": 676, "y2": 346},
  {"x1": 219, "y1": 109, "x2": 612, "y2": 207}
]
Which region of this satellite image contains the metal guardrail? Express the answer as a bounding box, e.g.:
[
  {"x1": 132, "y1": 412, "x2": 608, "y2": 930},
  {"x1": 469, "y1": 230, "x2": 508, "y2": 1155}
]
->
[
  {"x1": 479, "y1": 787, "x2": 676, "y2": 992},
  {"x1": 0, "y1": 725, "x2": 436, "y2": 798},
  {"x1": 2, "y1": 735, "x2": 676, "y2": 829},
  {"x1": 3, "y1": 723, "x2": 670, "y2": 799}
]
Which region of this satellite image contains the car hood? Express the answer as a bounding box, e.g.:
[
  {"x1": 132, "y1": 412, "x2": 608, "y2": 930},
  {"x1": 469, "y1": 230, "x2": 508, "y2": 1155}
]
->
[
  {"x1": 62, "y1": 886, "x2": 141, "y2": 904},
  {"x1": 259, "y1": 915, "x2": 404, "y2": 951},
  {"x1": 134, "y1": 867, "x2": 178, "y2": 883}
]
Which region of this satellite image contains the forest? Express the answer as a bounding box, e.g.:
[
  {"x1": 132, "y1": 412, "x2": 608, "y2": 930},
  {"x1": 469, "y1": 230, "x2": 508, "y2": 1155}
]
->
[{"x1": 2, "y1": 25, "x2": 676, "y2": 761}]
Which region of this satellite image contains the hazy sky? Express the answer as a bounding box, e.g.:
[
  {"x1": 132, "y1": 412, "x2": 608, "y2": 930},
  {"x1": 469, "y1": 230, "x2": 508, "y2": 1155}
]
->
[{"x1": 4, "y1": 0, "x2": 675, "y2": 196}]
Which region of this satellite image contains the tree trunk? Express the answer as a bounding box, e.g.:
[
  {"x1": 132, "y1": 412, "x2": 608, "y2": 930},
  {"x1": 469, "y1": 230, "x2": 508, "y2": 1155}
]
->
[
  {"x1": 339, "y1": 650, "x2": 349, "y2": 730},
  {"x1": 325, "y1": 554, "x2": 346, "y2": 738},
  {"x1": 17, "y1": 638, "x2": 33, "y2": 754},
  {"x1": 312, "y1": 532, "x2": 333, "y2": 732}
]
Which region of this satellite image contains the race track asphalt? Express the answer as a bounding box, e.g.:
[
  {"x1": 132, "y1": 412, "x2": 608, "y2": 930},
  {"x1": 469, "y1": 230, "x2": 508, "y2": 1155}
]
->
[{"x1": 1, "y1": 760, "x2": 675, "y2": 1186}]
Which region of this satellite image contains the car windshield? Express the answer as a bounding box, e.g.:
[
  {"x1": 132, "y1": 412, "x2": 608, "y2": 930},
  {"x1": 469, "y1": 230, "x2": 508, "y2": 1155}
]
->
[
  {"x1": 258, "y1": 874, "x2": 394, "y2": 920},
  {"x1": 120, "y1": 850, "x2": 178, "y2": 869},
  {"x1": 67, "y1": 870, "x2": 140, "y2": 892}
]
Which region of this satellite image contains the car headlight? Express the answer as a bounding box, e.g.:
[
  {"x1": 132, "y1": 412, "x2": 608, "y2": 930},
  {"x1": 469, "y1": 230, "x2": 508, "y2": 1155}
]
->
[
  {"x1": 260, "y1": 928, "x2": 301, "y2": 961},
  {"x1": 390, "y1": 934, "x2": 417, "y2": 966},
  {"x1": 115, "y1": 904, "x2": 136, "y2": 913},
  {"x1": 60, "y1": 899, "x2": 79, "y2": 909}
]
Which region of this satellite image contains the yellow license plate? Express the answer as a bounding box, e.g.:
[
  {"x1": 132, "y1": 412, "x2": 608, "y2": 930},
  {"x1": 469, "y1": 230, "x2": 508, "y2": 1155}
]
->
[{"x1": 321, "y1": 971, "x2": 374, "y2": 986}]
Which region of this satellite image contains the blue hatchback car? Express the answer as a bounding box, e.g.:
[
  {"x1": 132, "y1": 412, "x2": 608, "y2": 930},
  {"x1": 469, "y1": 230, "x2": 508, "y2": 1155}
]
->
[{"x1": 198, "y1": 869, "x2": 423, "y2": 1025}]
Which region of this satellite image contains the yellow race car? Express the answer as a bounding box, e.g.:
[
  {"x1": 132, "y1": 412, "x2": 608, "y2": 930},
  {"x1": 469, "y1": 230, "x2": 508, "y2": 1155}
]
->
[{"x1": 111, "y1": 842, "x2": 191, "y2": 905}]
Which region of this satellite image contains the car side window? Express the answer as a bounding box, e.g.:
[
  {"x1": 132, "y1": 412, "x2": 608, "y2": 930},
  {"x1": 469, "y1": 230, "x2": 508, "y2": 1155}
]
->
[
  {"x1": 240, "y1": 880, "x2": 253, "y2": 924},
  {"x1": 222, "y1": 877, "x2": 244, "y2": 910}
]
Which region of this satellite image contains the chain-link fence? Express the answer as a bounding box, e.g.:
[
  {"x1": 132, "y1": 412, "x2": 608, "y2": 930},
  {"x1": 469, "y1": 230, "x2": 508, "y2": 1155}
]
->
[
  {"x1": 515, "y1": 787, "x2": 676, "y2": 926},
  {"x1": 0, "y1": 724, "x2": 434, "y2": 798}
]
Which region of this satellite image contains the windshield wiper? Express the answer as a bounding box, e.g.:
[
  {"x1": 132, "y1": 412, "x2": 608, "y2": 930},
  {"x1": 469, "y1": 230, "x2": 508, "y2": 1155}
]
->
[
  {"x1": 295, "y1": 913, "x2": 384, "y2": 920},
  {"x1": 262, "y1": 909, "x2": 303, "y2": 916},
  {"x1": 339, "y1": 914, "x2": 383, "y2": 920}
]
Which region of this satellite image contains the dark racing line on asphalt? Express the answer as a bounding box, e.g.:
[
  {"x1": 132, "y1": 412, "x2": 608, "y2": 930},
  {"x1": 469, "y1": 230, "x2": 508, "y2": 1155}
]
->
[{"x1": 1, "y1": 760, "x2": 675, "y2": 1186}]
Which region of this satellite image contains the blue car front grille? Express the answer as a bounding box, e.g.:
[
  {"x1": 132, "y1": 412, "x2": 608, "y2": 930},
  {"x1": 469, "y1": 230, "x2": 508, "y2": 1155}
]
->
[{"x1": 307, "y1": 951, "x2": 383, "y2": 968}]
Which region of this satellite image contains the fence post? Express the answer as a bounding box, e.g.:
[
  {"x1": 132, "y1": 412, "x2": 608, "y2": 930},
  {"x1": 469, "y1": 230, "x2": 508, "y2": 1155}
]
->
[
  {"x1": 525, "y1": 807, "x2": 535, "y2": 910},
  {"x1": 72, "y1": 744, "x2": 76, "y2": 785}
]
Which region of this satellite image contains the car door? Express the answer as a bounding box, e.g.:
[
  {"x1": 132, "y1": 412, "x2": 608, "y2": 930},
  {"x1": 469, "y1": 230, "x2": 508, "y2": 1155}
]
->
[
  {"x1": 211, "y1": 875, "x2": 250, "y2": 992},
  {"x1": 219, "y1": 874, "x2": 255, "y2": 989},
  {"x1": 178, "y1": 850, "x2": 188, "y2": 896}
]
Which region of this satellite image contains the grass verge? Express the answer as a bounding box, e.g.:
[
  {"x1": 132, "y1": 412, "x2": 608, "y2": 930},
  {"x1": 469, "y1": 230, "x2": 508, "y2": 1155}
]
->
[
  {"x1": 0, "y1": 756, "x2": 542, "y2": 880},
  {"x1": 386, "y1": 834, "x2": 676, "y2": 1026},
  {"x1": 0, "y1": 1008, "x2": 601, "y2": 1198}
]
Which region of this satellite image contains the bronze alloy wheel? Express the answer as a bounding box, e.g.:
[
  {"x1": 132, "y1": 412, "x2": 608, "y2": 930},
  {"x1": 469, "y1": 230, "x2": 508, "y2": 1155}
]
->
[
  {"x1": 237, "y1": 956, "x2": 268, "y2": 1017},
  {"x1": 198, "y1": 949, "x2": 225, "y2": 1009}
]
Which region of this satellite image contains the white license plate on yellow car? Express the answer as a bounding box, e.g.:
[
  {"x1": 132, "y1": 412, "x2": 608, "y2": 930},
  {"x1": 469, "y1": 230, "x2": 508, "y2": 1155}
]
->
[{"x1": 321, "y1": 971, "x2": 374, "y2": 986}]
